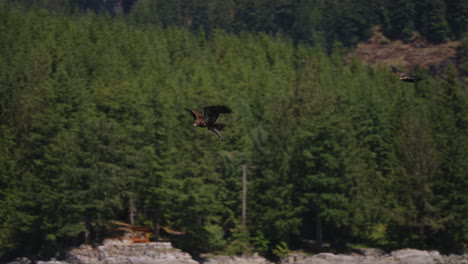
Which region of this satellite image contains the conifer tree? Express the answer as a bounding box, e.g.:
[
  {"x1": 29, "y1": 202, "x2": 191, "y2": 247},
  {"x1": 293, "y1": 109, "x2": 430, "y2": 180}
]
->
[
  {"x1": 416, "y1": 0, "x2": 450, "y2": 43},
  {"x1": 381, "y1": 0, "x2": 416, "y2": 41},
  {"x1": 430, "y1": 69, "x2": 468, "y2": 251}
]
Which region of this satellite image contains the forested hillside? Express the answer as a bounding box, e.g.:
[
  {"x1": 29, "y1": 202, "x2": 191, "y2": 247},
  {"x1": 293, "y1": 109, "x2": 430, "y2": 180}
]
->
[
  {"x1": 0, "y1": 0, "x2": 467, "y2": 262},
  {"x1": 7, "y1": 0, "x2": 468, "y2": 46}
]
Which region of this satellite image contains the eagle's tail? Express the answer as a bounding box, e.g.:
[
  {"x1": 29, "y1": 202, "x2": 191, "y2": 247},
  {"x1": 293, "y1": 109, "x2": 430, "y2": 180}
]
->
[
  {"x1": 211, "y1": 128, "x2": 222, "y2": 139},
  {"x1": 210, "y1": 124, "x2": 225, "y2": 139}
]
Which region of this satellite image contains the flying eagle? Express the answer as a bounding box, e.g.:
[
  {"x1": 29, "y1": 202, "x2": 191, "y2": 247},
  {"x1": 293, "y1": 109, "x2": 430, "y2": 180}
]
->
[
  {"x1": 189, "y1": 105, "x2": 232, "y2": 139},
  {"x1": 391, "y1": 66, "x2": 423, "y2": 83}
]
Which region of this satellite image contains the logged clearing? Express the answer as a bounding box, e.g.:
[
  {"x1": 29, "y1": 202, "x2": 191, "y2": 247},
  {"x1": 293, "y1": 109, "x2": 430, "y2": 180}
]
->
[{"x1": 352, "y1": 27, "x2": 460, "y2": 70}]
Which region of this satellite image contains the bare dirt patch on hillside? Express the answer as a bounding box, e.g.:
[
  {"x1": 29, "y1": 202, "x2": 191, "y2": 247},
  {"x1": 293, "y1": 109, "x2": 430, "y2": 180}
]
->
[{"x1": 352, "y1": 27, "x2": 460, "y2": 70}]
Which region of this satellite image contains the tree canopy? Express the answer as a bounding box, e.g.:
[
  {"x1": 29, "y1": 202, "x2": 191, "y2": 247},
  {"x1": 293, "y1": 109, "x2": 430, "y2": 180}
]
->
[{"x1": 0, "y1": 1, "x2": 467, "y2": 261}]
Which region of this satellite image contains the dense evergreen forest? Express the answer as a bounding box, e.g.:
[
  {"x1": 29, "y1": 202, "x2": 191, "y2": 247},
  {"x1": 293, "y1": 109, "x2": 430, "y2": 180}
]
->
[
  {"x1": 6, "y1": 0, "x2": 468, "y2": 46},
  {"x1": 1, "y1": 0, "x2": 467, "y2": 261}
]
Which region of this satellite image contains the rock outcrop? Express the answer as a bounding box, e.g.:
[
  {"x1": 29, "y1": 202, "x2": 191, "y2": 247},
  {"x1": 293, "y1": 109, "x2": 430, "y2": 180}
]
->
[
  {"x1": 280, "y1": 249, "x2": 468, "y2": 264},
  {"x1": 17, "y1": 246, "x2": 468, "y2": 264},
  {"x1": 64, "y1": 240, "x2": 198, "y2": 264},
  {"x1": 201, "y1": 253, "x2": 273, "y2": 264}
]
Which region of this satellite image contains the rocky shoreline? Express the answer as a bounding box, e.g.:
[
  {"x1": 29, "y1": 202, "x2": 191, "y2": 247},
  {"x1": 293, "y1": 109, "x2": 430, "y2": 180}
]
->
[
  {"x1": 7, "y1": 240, "x2": 467, "y2": 264},
  {"x1": 62, "y1": 240, "x2": 196, "y2": 264},
  {"x1": 279, "y1": 249, "x2": 468, "y2": 264}
]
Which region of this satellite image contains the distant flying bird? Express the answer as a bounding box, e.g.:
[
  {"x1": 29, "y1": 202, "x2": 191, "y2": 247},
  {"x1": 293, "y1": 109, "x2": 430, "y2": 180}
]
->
[
  {"x1": 391, "y1": 66, "x2": 423, "y2": 83},
  {"x1": 188, "y1": 105, "x2": 232, "y2": 139}
]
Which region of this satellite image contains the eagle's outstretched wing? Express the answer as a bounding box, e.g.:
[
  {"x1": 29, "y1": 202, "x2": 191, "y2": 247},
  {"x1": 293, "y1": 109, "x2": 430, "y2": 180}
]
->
[
  {"x1": 189, "y1": 109, "x2": 203, "y2": 120},
  {"x1": 409, "y1": 76, "x2": 423, "y2": 82},
  {"x1": 391, "y1": 66, "x2": 408, "y2": 78},
  {"x1": 203, "y1": 105, "x2": 232, "y2": 125},
  {"x1": 391, "y1": 66, "x2": 423, "y2": 82}
]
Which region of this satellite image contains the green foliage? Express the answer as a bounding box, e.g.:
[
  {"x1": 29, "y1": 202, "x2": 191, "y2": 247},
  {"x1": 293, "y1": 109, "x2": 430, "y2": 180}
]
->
[
  {"x1": 416, "y1": 0, "x2": 451, "y2": 43},
  {"x1": 382, "y1": 0, "x2": 416, "y2": 41},
  {"x1": 0, "y1": 4, "x2": 467, "y2": 261},
  {"x1": 4, "y1": 0, "x2": 466, "y2": 50},
  {"x1": 272, "y1": 241, "x2": 290, "y2": 259},
  {"x1": 250, "y1": 231, "x2": 269, "y2": 254},
  {"x1": 224, "y1": 229, "x2": 250, "y2": 256},
  {"x1": 445, "y1": 0, "x2": 468, "y2": 39}
]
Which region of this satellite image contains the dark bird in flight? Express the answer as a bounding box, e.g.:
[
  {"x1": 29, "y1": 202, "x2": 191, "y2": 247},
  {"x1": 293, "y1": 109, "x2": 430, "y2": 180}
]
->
[
  {"x1": 391, "y1": 66, "x2": 423, "y2": 83},
  {"x1": 188, "y1": 105, "x2": 232, "y2": 139}
]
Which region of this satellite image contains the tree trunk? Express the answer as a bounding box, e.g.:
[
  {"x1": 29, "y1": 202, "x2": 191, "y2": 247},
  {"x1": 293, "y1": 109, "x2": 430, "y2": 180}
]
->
[
  {"x1": 129, "y1": 197, "x2": 136, "y2": 226},
  {"x1": 419, "y1": 225, "x2": 425, "y2": 246},
  {"x1": 315, "y1": 214, "x2": 323, "y2": 248},
  {"x1": 152, "y1": 206, "x2": 160, "y2": 241},
  {"x1": 242, "y1": 165, "x2": 247, "y2": 230}
]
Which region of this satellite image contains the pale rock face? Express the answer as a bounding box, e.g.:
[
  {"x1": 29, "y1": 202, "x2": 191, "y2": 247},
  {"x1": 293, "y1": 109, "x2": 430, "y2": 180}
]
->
[
  {"x1": 15, "y1": 246, "x2": 468, "y2": 264},
  {"x1": 390, "y1": 249, "x2": 443, "y2": 264},
  {"x1": 65, "y1": 241, "x2": 198, "y2": 264},
  {"x1": 201, "y1": 253, "x2": 273, "y2": 264},
  {"x1": 280, "y1": 249, "x2": 467, "y2": 264}
]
